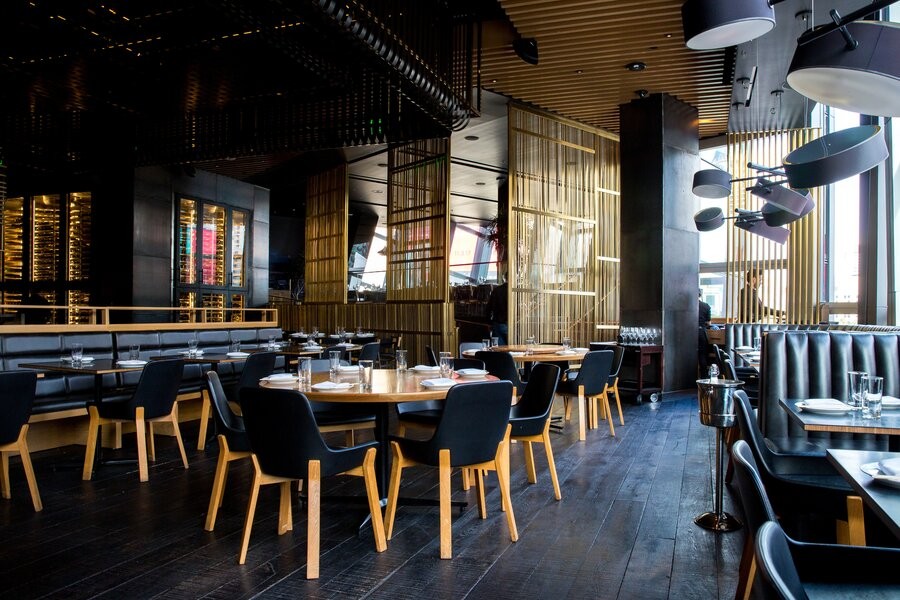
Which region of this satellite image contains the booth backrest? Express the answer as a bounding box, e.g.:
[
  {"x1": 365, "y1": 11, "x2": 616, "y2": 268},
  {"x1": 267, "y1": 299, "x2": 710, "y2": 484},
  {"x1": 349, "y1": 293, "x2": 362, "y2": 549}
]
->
[
  {"x1": 725, "y1": 322, "x2": 900, "y2": 356},
  {"x1": 759, "y1": 330, "x2": 900, "y2": 444}
]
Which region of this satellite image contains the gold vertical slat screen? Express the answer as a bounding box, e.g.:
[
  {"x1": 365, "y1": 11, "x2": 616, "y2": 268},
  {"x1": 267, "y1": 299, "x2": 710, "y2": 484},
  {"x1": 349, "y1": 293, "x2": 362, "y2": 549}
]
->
[
  {"x1": 387, "y1": 138, "x2": 450, "y2": 302},
  {"x1": 508, "y1": 103, "x2": 620, "y2": 345},
  {"x1": 305, "y1": 164, "x2": 348, "y2": 304},
  {"x1": 727, "y1": 129, "x2": 821, "y2": 324}
]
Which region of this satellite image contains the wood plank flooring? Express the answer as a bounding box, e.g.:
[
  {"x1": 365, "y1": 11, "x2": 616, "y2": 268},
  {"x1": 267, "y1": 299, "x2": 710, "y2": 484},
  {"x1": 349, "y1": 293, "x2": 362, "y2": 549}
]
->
[{"x1": 0, "y1": 392, "x2": 743, "y2": 599}]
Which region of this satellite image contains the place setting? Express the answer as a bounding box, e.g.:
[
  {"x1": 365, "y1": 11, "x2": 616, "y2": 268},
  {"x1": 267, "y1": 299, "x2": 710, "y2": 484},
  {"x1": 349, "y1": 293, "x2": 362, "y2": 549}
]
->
[
  {"x1": 795, "y1": 398, "x2": 855, "y2": 415},
  {"x1": 860, "y1": 457, "x2": 900, "y2": 490}
]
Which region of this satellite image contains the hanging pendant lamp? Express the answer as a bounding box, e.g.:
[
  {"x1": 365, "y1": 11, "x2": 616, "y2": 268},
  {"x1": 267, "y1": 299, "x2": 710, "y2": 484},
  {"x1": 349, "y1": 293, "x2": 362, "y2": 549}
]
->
[
  {"x1": 787, "y1": 21, "x2": 900, "y2": 117},
  {"x1": 692, "y1": 169, "x2": 733, "y2": 198},
  {"x1": 782, "y1": 125, "x2": 888, "y2": 189},
  {"x1": 681, "y1": 0, "x2": 775, "y2": 50}
]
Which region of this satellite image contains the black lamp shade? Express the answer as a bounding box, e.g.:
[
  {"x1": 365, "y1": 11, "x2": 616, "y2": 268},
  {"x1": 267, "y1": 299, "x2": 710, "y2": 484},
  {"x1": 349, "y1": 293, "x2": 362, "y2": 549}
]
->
[
  {"x1": 694, "y1": 207, "x2": 725, "y2": 231},
  {"x1": 750, "y1": 179, "x2": 811, "y2": 216},
  {"x1": 783, "y1": 125, "x2": 888, "y2": 189},
  {"x1": 787, "y1": 21, "x2": 900, "y2": 117},
  {"x1": 692, "y1": 169, "x2": 732, "y2": 198},
  {"x1": 681, "y1": 0, "x2": 775, "y2": 50},
  {"x1": 761, "y1": 195, "x2": 814, "y2": 227},
  {"x1": 735, "y1": 218, "x2": 790, "y2": 244}
]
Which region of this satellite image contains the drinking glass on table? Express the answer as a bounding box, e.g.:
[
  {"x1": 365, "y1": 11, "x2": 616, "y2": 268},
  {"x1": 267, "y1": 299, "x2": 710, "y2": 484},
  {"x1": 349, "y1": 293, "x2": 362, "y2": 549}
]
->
[
  {"x1": 230, "y1": 341, "x2": 241, "y2": 353},
  {"x1": 439, "y1": 351, "x2": 453, "y2": 378},
  {"x1": 329, "y1": 350, "x2": 342, "y2": 382},
  {"x1": 71, "y1": 342, "x2": 84, "y2": 366},
  {"x1": 562, "y1": 336, "x2": 572, "y2": 352},
  {"x1": 395, "y1": 349, "x2": 407, "y2": 372},
  {"x1": 129, "y1": 344, "x2": 141, "y2": 361},
  {"x1": 525, "y1": 336, "x2": 536, "y2": 356},
  {"x1": 753, "y1": 336, "x2": 762, "y2": 352},
  {"x1": 187, "y1": 339, "x2": 198, "y2": 357},
  {"x1": 482, "y1": 338, "x2": 491, "y2": 351},
  {"x1": 358, "y1": 359, "x2": 374, "y2": 390},
  {"x1": 491, "y1": 336, "x2": 500, "y2": 348},
  {"x1": 297, "y1": 358, "x2": 312, "y2": 390},
  {"x1": 848, "y1": 371, "x2": 868, "y2": 409},
  {"x1": 863, "y1": 376, "x2": 883, "y2": 419}
]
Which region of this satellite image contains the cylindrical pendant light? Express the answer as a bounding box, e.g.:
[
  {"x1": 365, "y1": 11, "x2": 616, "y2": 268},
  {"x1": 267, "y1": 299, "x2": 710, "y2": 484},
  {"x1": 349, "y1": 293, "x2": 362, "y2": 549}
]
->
[
  {"x1": 694, "y1": 207, "x2": 726, "y2": 231},
  {"x1": 692, "y1": 169, "x2": 733, "y2": 198},
  {"x1": 783, "y1": 125, "x2": 888, "y2": 189},
  {"x1": 681, "y1": 0, "x2": 775, "y2": 50},
  {"x1": 787, "y1": 21, "x2": 900, "y2": 117}
]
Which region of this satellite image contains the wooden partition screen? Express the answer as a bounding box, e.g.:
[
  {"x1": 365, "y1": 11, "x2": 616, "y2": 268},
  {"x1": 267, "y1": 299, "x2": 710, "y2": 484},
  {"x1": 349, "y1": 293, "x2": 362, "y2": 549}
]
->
[
  {"x1": 387, "y1": 139, "x2": 451, "y2": 303},
  {"x1": 727, "y1": 129, "x2": 822, "y2": 324},
  {"x1": 305, "y1": 165, "x2": 348, "y2": 304},
  {"x1": 508, "y1": 104, "x2": 620, "y2": 346}
]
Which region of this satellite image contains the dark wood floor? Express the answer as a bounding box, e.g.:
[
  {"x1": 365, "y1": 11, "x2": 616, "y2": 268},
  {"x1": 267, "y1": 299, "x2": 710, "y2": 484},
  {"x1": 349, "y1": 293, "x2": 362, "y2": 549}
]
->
[{"x1": 1, "y1": 392, "x2": 743, "y2": 599}]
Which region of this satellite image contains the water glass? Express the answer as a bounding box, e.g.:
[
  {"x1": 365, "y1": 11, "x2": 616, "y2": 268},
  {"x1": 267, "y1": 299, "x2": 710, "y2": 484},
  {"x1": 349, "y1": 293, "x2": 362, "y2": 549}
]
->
[
  {"x1": 71, "y1": 342, "x2": 84, "y2": 366},
  {"x1": 395, "y1": 348, "x2": 407, "y2": 372},
  {"x1": 753, "y1": 336, "x2": 762, "y2": 351},
  {"x1": 491, "y1": 336, "x2": 500, "y2": 348},
  {"x1": 359, "y1": 359, "x2": 374, "y2": 390},
  {"x1": 562, "y1": 336, "x2": 572, "y2": 351},
  {"x1": 297, "y1": 358, "x2": 312, "y2": 389},
  {"x1": 708, "y1": 364, "x2": 719, "y2": 380},
  {"x1": 187, "y1": 339, "x2": 198, "y2": 357},
  {"x1": 848, "y1": 371, "x2": 868, "y2": 409},
  {"x1": 329, "y1": 350, "x2": 342, "y2": 381},
  {"x1": 439, "y1": 351, "x2": 453, "y2": 378},
  {"x1": 863, "y1": 375, "x2": 883, "y2": 419},
  {"x1": 129, "y1": 344, "x2": 141, "y2": 361},
  {"x1": 230, "y1": 341, "x2": 241, "y2": 353},
  {"x1": 267, "y1": 334, "x2": 277, "y2": 350},
  {"x1": 482, "y1": 338, "x2": 491, "y2": 351},
  {"x1": 525, "y1": 336, "x2": 536, "y2": 356}
]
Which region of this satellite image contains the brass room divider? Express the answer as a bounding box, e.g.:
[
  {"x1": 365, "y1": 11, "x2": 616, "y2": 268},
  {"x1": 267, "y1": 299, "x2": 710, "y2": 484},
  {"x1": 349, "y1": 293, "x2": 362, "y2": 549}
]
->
[
  {"x1": 305, "y1": 164, "x2": 349, "y2": 304},
  {"x1": 726, "y1": 129, "x2": 822, "y2": 324},
  {"x1": 508, "y1": 103, "x2": 620, "y2": 346}
]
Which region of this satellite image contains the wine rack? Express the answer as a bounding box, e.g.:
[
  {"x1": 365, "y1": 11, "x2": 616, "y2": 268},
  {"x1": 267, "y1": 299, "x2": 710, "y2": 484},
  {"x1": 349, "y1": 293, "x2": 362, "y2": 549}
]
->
[
  {"x1": 178, "y1": 291, "x2": 196, "y2": 323},
  {"x1": 231, "y1": 211, "x2": 247, "y2": 287},
  {"x1": 1, "y1": 197, "x2": 25, "y2": 307},
  {"x1": 178, "y1": 199, "x2": 197, "y2": 284},
  {"x1": 202, "y1": 204, "x2": 226, "y2": 286},
  {"x1": 230, "y1": 293, "x2": 244, "y2": 321},
  {"x1": 202, "y1": 292, "x2": 225, "y2": 322},
  {"x1": 31, "y1": 195, "x2": 61, "y2": 282}
]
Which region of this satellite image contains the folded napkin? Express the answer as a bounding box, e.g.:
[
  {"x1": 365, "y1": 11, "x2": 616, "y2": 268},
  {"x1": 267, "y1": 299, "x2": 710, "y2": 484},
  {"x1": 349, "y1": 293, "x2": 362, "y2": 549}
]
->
[
  {"x1": 573, "y1": 347, "x2": 589, "y2": 353},
  {"x1": 338, "y1": 365, "x2": 361, "y2": 372},
  {"x1": 311, "y1": 381, "x2": 354, "y2": 391},
  {"x1": 413, "y1": 364, "x2": 440, "y2": 372},
  {"x1": 304, "y1": 344, "x2": 323, "y2": 350},
  {"x1": 882, "y1": 395, "x2": 900, "y2": 407},
  {"x1": 62, "y1": 356, "x2": 95, "y2": 363},
  {"x1": 227, "y1": 351, "x2": 250, "y2": 358},
  {"x1": 878, "y1": 458, "x2": 900, "y2": 476},
  {"x1": 799, "y1": 398, "x2": 848, "y2": 408},
  {"x1": 456, "y1": 368, "x2": 488, "y2": 376},
  {"x1": 556, "y1": 350, "x2": 576, "y2": 355},
  {"x1": 420, "y1": 378, "x2": 457, "y2": 388},
  {"x1": 116, "y1": 359, "x2": 147, "y2": 367},
  {"x1": 509, "y1": 351, "x2": 525, "y2": 357},
  {"x1": 264, "y1": 373, "x2": 296, "y2": 381},
  {"x1": 181, "y1": 350, "x2": 204, "y2": 356},
  {"x1": 337, "y1": 342, "x2": 354, "y2": 347}
]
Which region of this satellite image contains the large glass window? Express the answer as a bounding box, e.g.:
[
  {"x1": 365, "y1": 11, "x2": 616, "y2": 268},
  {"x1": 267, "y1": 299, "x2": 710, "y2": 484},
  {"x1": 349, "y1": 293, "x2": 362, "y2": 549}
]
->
[
  {"x1": 449, "y1": 222, "x2": 497, "y2": 285},
  {"x1": 698, "y1": 146, "x2": 728, "y2": 317}
]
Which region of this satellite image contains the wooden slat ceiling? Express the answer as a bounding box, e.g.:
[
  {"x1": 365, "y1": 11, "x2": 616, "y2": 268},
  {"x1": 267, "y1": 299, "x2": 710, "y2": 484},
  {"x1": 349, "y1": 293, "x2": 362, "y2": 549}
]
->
[{"x1": 482, "y1": 0, "x2": 732, "y2": 138}]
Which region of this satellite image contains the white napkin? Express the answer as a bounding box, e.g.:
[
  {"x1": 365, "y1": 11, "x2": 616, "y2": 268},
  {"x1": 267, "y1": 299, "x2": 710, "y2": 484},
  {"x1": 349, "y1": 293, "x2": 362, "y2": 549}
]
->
[
  {"x1": 882, "y1": 396, "x2": 900, "y2": 407},
  {"x1": 509, "y1": 351, "x2": 525, "y2": 357},
  {"x1": 337, "y1": 342, "x2": 354, "y2": 347},
  {"x1": 338, "y1": 365, "x2": 361, "y2": 372},
  {"x1": 227, "y1": 351, "x2": 250, "y2": 358},
  {"x1": 421, "y1": 378, "x2": 457, "y2": 388},
  {"x1": 116, "y1": 359, "x2": 147, "y2": 367},
  {"x1": 62, "y1": 356, "x2": 95, "y2": 363},
  {"x1": 413, "y1": 365, "x2": 440, "y2": 372},
  {"x1": 556, "y1": 350, "x2": 576, "y2": 355},
  {"x1": 356, "y1": 332, "x2": 374, "y2": 337},
  {"x1": 573, "y1": 347, "x2": 589, "y2": 353},
  {"x1": 264, "y1": 373, "x2": 296, "y2": 381},
  {"x1": 311, "y1": 381, "x2": 354, "y2": 391},
  {"x1": 799, "y1": 398, "x2": 848, "y2": 409},
  {"x1": 304, "y1": 344, "x2": 323, "y2": 350},
  {"x1": 456, "y1": 368, "x2": 488, "y2": 376},
  {"x1": 878, "y1": 458, "x2": 900, "y2": 476},
  {"x1": 181, "y1": 350, "x2": 204, "y2": 356}
]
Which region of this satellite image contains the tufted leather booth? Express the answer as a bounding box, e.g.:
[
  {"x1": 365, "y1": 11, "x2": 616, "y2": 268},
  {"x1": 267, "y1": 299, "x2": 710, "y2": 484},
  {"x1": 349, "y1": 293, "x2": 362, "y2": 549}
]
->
[
  {"x1": 759, "y1": 330, "x2": 896, "y2": 450},
  {"x1": 726, "y1": 322, "x2": 900, "y2": 356}
]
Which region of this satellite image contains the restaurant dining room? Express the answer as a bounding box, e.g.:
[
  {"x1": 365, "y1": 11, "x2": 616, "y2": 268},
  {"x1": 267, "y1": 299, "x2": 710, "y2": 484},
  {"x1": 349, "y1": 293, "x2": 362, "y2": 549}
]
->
[{"x1": 2, "y1": 0, "x2": 900, "y2": 598}]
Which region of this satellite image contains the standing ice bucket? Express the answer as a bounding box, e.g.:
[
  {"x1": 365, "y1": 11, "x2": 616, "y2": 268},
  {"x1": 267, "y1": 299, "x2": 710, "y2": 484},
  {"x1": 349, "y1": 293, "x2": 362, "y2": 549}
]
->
[{"x1": 696, "y1": 378, "x2": 743, "y2": 428}]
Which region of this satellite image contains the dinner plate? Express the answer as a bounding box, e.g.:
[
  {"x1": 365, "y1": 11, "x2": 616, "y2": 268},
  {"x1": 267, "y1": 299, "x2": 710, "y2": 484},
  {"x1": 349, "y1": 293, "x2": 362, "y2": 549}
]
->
[
  {"x1": 555, "y1": 350, "x2": 576, "y2": 355},
  {"x1": 882, "y1": 396, "x2": 900, "y2": 409},
  {"x1": 411, "y1": 365, "x2": 441, "y2": 373},
  {"x1": 261, "y1": 375, "x2": 299, "y2": 387},
  {"x1": 796, "y1": 398, "x2": 853, "y2": 415},
  {"x1": 456, "y1": 368, "x2": 488, "y2": 378},
  {"x1": 116, "y1": 359, "x2": 147, "y2": 367},
  {"x1": 338, "y1": 365, "x2": 361, "y2": 372},
  {"x1": 263, "y1": 373, "x2": 296, "y2": 381},
  {"x1": 421, "y1": 378, "x2": 457, "y2": 389},
  {"x1": 311, "y1": 381, "x2": 354, "y2": 391},
  {"x1": 62, "y1": 356, "x2": 95, "y2": 363},
  {"x1": 860, "y1": 462, "x2": 900, "y2": 489},
  {"x1": 180, "y1": 350, "x2": 204, "y2": 356},
  {"x1": 303, "y1": 345, "x2": 324, "y2": 351},
  {"x1": 573, "y1": 347, "x2": 589, "y2": 353},
  {"x1": 226, "y1": 351, "x2": 250, "y2": 358}
]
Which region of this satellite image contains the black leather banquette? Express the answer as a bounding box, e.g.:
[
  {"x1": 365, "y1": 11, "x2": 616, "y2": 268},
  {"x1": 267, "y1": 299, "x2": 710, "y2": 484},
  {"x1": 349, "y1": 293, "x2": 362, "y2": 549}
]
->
[
  {"x1": 759, "y1": 330, "x2": 896, "y2": 450},
  {"x1": 725, "y1": 322, "x2": 900, "y2": 356},
  {"x1": 0, "y1": 327, "x2": 283, "y2": 416}
]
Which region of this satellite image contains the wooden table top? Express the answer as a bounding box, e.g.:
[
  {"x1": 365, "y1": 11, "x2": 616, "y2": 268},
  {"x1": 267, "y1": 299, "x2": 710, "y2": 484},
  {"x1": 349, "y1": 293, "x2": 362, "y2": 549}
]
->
[
  {"x1": 462, "y1": 347, "x2": 586, "y2": 363},
  {"x1": 263, "y1": 369, "x2": 496, "y2": 403},
  {"x1": 827, "y1": 448, "x2": 900, "y2": 540},
  {"x1": 19, "y1": 358, "x2": 145, "y2": 375},
  {"x1": 780, "y1": 398, "x2": 900, "y2": 436}
]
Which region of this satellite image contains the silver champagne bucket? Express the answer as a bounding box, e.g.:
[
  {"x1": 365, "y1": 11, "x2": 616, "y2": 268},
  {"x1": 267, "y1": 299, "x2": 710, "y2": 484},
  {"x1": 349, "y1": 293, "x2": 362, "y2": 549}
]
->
[{"x1": 696, "y1": 379, "x2": 744, "y2": 428}]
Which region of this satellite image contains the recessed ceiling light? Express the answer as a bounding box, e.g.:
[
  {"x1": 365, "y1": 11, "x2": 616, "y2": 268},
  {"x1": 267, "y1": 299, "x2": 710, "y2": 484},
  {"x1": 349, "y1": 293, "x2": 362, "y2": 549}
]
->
[
  {"x1": 636, "y1": 89, "x2": 649, "y2": 98},
  {"x1": 575, "y1": 69, "x2": 583, "y2": 74},
  {"x1": 464, "y1": 135, "x2": 479, "y2": 141},
  {"x1": 625, "y1": 61, "x2": 646, "y2": 72},
  {"x1": 475, "y1": 181, "x2": 486, "y2": 186},
  {"x1": 372, "y1": 189, "x2": 383, "y2": 194},
  {"x1": 491, "y1": 79, "x2": 497, "y2": 83},
  {"x1": 377, "y1": 162, "x2": 388, "y2": 167},
  {"x1": 665, "y1": 33, "x2": 672, "y2": 38}
]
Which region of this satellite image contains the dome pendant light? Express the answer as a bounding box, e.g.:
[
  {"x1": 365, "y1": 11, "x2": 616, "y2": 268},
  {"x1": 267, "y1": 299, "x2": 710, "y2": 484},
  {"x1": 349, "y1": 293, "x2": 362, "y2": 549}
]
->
[{"x1": 681, "y1": 0, "x2": 775, "y2": 50}]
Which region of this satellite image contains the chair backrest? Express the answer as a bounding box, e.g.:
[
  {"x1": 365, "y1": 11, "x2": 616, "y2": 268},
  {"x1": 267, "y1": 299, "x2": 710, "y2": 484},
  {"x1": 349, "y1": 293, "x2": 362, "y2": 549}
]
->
[
  {"x1": 510, "y1": 363, "x2": 560, "y2": 434},
  {"x1": 358, "y1": 341, "x2": 380, "y2": 362},
  {"x1": 0, "y1": 371, "x2": 37, "y2": 444},
  {"x1": 237, "y1": 351, "x2": 276, "y2": 388},
  {"x1": 205, "y1": 371, "x2": 248, "y2": 450},
  {"x1": 755, "y1": 521, "x2": 810, "y2": 600},
  {"x1": 569, "y1": 350, "x2": 614, "y2": 396},
  {"x1": 452, "y1": 357, "x2": 485, "y2": 371},
  {"x1": 459, "y1": 342, "x2": 482, "y2": 357},
  {"x1": 723, "y1": 358, "x2": 739, "y2": 381},
  {"x1": 241, "y1": 386, "x2": 349, "y2": 479},
  {"x1": 734, "y1": 390, "x2": 777, "y2": 478},
  {"x1": 731, "y1": 440, "x2": 779, "y2": 540},
  {"x1": 131, "y1": 358, "x2": 185, "y2": 419},
  {"x1": 475, "y1": 351, "x2": 523, "y2": 390},
  {"x1": 608, "y1": 345, "x2": 625, "y2": 382},
  {"x1": 424, "y1": 345, "x2": 439, "y2": 367},
  {"x1": 324, "y1": 345, "x2": 349, "y2": 361},
  {"x1": 410, "y1": 380, "x2": 513, "y2": 467}
]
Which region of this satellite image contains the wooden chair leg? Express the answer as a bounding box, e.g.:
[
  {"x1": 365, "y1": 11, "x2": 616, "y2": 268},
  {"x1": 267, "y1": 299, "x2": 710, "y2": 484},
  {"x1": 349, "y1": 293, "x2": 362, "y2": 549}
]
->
[
  {"x1": 475, "y1": 467, "x2": 487, "y2": 518},
  {"x1": 542, "y1": 422, "x2": 561, "y2": 501},
  {"x1": 82, "y1": 406, "x2": 100, "y2": 481},
  {"x1": 384, "y1": 441, "x2": 404, "y2": 540},
  {"x1": 306, "y1": 460, "x2": 320, "y2": 579},
  {"x1": 494, "y1": 438, "x2": 518, "y2": 542},
  {"x1": 523, "y1": 440, "x2": 537, "y2": 484},
  {"x1": 279, "y1": 481, "x2": 293, "y2": 535},
  {"x1": 238, "y1": 457, "x2": 262, "y2": 564},
  {"x1": 169, "y1": 410, "x2": 189, "y2": 469},
  {"x1": 0, "y1": 450, "x2": 9, "y2": 499},
  {"x1": 613, "y1": 383, "x2": 625, "y2": 426},
  {"x1": 563, "y1": 396, "x2": 572, "y2": 421},
  {"x1": 734, "y1": 534, "x2": 755, "y2": 600},
  {"x1": 205, "y1": 437, "x2": 229, "y2": 531},
  {"x1": 360, "y1": 448, "x2": 387, "y2": 552},
  {"x1": 846, "y1": 495, "x2": 866, "y2": 546},
  {"x1": 461, "y1": 467, "x2": 471, "y2": 490},
  {"x1": 147, "y1": 422, "x2": 156, "y2": 462},
  {"x1": 603, "y1": 395, "x2": 616, "y2": 437},
  {"x1": 578, "y1": 385, "x2": 587, "y2": 441},
  {"x1": 197, "y1": 390, "x2": 211, "y2": 451},
  {"x1": 17, "y1": 427, "x2": 42, "y2": 512},
  {"x1": 135, "y1": 408, "x2": 149, "y2": 482},
  {"x1": 439, "y1": 448, "x2": 452, "y2": 559}
]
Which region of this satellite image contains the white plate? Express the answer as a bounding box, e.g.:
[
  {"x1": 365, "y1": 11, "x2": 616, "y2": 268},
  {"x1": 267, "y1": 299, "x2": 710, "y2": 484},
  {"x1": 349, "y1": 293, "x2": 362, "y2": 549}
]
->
[
  {"x1": 509, "y1": 351, "x2": 525, "y2": 357},
  {"x1": 261, "y1": 377, "x2": 299, "y2": 387},
  {"x1": 461, "y1": 349, "x2": 478, "y2": 357},
  {"x1": 264, "y1": 373, "x2": 295, "y2": 381},
  {"x1": 421, "y1": 378, "x2": 457, "y2": 389},
  {"x1": 573, "y1": 347, "x2": 589, "y2": 353},
  {"x1": 860, "y1": 462, "x2": 900, "y2": 489},
  {"x1": 337, "y1": 342, "x2": 355, "y2": 347},
  {"x1": 796, "y1": 398, "x2": 853, "y2": 415},
  {"x1": 456, "y1": 368, "x2": 488, "y2": 378},
  {"x1": 62, "y1": 356, "x2": 95, "y2": 363},
  {"x1": 411, "y1": 365, "x2": 441, "y2": 373},
  {"x1": 882, "y1": 396, "x2": 900, "y2": 409},
  {"x1": 303, "y1": 345, "x2": 324, "y2": 351},
  {"x1": 734, "y1": 346, "x2": 754, "y2": 352},
  {"x1": 338, "y1": 365, "x2": 361, "y2": 372},
  {"x1": 181, "y1": 350, "x2": 204, "y2": 356},
  {"x1": 355, "y1": 333, "x2": 374, "y2": 337},
  {"x1": 311, "y1": 381, "x2": 354, "y2": 391},
  {"x1": 116, "y1": 360, "x2": 147, "y2": 367},
  {"x1": 556, "y1": 350, "x2": 576, "y2": 355},
  {"x1": 226, "y1": 351, "x2": 250, "y2": 358}
]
